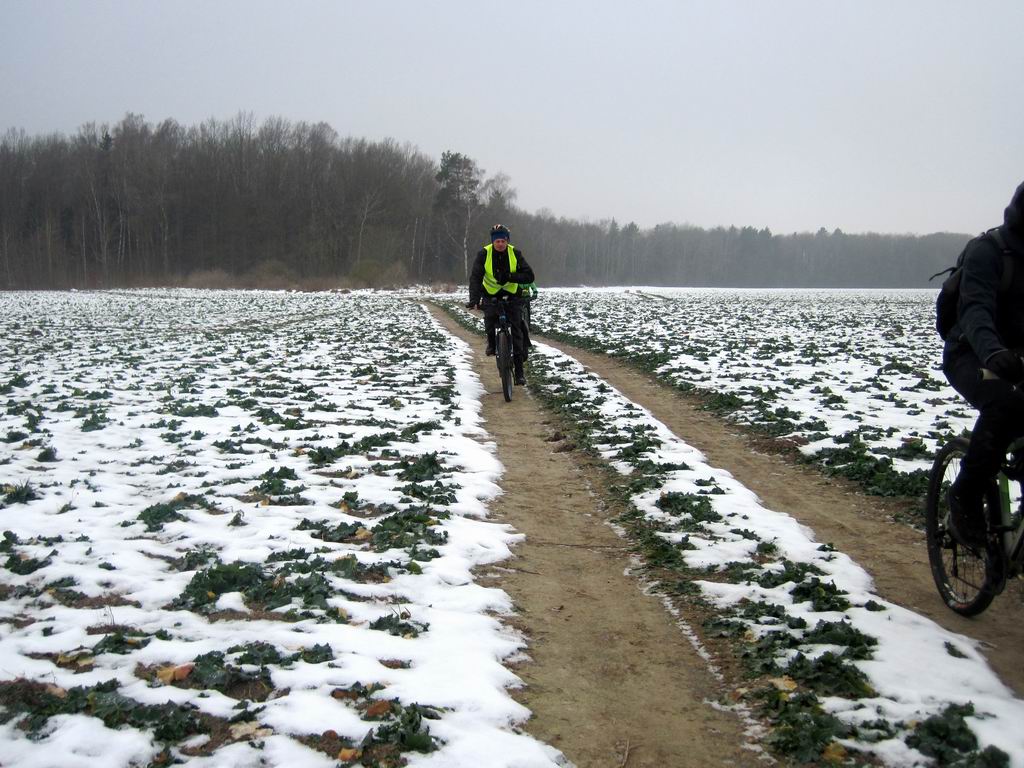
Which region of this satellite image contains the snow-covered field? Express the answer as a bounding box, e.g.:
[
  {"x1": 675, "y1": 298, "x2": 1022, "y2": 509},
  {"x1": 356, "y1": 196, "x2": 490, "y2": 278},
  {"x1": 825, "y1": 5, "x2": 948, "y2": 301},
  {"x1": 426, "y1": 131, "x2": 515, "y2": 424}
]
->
[
  {"x1": 3, "y1": 288, "x2": 1022, "y2": 767},
  {"x1": 0, "y1": 290, "x2": 563, "y2": 767},
  {"x1": 524, "y1": 287, "x2": 973, "y2": 495}
]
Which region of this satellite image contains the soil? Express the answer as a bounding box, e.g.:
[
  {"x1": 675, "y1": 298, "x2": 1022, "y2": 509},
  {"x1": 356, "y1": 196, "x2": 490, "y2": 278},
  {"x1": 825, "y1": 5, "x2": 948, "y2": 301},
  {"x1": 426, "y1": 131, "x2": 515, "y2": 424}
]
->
[
  {"x1": 529, "y1": 333, "x2": 1024, "y2": 699},
  {"x1": 431, "y1": 308, "x2": 760, "y2": 768}
]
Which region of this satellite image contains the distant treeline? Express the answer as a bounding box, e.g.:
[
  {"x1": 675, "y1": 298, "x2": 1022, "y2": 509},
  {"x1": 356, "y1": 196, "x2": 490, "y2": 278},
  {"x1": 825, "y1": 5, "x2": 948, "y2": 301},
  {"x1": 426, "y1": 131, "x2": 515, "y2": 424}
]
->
[{"x1": 0, "y1": 113, "x2": 969, "y2": 289}]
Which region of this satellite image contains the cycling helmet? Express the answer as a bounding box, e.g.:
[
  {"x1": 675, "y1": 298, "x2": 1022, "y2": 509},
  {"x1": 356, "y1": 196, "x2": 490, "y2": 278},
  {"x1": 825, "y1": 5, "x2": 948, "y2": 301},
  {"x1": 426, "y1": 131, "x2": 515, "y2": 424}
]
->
[{"x1": 490, "y1": 224, "x2": 511, "y2": 242}]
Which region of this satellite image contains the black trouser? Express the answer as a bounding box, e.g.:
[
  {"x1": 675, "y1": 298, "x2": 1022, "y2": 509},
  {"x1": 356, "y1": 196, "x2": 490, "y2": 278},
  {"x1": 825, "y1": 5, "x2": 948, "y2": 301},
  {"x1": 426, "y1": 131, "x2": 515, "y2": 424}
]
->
[
  {"x1": 483, "y1": 295, "x2": 525, "y2": 372},
  {"x1": 943, "y1": 343, "x2": 1024, "y2": 493}
]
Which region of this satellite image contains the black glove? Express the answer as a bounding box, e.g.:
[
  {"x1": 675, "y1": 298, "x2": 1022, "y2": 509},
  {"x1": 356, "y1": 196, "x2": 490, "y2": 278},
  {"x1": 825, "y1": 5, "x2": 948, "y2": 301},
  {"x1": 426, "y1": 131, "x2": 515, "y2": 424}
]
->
[{"x1": 986, "y1": 350, "x2": 1024, "y2": 383}]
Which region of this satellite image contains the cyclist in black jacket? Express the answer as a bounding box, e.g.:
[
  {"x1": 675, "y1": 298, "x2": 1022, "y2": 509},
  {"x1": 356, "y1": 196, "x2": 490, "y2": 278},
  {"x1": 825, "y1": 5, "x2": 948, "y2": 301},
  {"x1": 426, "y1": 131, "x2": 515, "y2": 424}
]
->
[
  {"x1": 465, "y1": 224, "x2": 536, "y2": 385},
  {"x1": 943, "y1": 181, "x2": 1024, "y2": 548}
]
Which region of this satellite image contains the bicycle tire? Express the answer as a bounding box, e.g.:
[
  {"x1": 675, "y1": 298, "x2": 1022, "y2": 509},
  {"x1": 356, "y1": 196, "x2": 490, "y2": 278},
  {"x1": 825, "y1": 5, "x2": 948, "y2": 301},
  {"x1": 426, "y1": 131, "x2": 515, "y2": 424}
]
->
[
  {"x1": 497, "y1": 330, "x2": 513, "y2": 402},
  {"x1": 924, "y1": 437, "x2": 999, "y2": 616}
]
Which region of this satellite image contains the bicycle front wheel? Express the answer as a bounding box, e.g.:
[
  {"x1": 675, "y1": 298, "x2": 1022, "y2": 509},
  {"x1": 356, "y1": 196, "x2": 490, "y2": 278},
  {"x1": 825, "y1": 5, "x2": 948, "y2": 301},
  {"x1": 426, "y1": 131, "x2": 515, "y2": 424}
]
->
[
  {"x1": 925, "y1": 437, "x2": 998, "y2": 616},
  {"x1": 497, "y1": 330, "x2": 513, "y2": 402}
]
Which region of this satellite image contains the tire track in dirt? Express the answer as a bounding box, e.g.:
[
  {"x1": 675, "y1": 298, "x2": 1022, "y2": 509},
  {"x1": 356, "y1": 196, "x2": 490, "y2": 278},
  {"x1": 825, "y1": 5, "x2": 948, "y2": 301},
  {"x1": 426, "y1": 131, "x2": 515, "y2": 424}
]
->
[
  {"x1": 532, "y1": 333, "x2": 1024, "y2": 699},
  {"x1": 431, "y1": 308, "x2": 759, "y2": 768}
]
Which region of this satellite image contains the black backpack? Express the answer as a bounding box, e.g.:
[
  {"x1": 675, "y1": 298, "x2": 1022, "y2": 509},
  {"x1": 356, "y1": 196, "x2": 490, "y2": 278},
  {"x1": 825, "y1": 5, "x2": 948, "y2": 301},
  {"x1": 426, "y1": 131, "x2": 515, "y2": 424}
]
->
[{"x1": 931, "y1": 227, "x2": 1014, "y2": 340}]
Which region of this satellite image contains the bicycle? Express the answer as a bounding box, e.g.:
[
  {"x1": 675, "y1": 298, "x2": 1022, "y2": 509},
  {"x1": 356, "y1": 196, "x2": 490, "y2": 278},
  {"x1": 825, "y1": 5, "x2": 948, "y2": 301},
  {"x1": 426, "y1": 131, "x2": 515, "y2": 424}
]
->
[
  {"x1": 493, "y1": 295, "x2": 515, "y2": 402},
  {"x1": 925, "y1": 436, "x2": 1024, "y2": 615}
]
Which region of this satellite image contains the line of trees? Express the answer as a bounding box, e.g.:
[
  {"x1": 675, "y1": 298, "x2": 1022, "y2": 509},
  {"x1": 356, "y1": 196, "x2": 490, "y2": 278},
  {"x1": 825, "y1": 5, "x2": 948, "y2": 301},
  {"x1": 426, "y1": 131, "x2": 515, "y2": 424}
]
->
[{"x1": 0, "y1": 113, "x2": 968, "y2": 289}]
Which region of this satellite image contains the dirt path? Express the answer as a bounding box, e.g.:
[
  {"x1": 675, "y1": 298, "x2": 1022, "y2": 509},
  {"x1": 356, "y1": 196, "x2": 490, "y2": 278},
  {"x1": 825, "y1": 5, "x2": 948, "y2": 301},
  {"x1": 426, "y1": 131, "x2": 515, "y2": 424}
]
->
[
  {"x1": 531, "y1": 333, "x2": 1024, "y2": 698},
  {"x1": 431, "y1": 308, "x2": 758, "y2": 768}
]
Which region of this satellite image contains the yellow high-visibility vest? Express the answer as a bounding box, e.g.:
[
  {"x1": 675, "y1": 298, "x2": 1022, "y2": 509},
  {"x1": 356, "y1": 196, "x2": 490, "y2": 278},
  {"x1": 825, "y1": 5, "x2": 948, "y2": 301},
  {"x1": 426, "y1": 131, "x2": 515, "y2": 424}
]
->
[{"x1": 483, "y1": 244, "x2": 519, "y2": 295}]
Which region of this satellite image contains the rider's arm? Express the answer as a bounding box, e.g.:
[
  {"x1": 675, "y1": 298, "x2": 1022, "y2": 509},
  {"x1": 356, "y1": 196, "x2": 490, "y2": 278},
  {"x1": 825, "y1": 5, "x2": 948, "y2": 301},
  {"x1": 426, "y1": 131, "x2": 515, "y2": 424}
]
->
[
  {"x1": 959, "y1": 238, "x2": 1007, "y2": 364},
  {"x1": 510, "y1": 250, "x2": 535, "y2": 285},
  {"x1": 468, "y1": 249, "x2": 486, "y2": 306}
]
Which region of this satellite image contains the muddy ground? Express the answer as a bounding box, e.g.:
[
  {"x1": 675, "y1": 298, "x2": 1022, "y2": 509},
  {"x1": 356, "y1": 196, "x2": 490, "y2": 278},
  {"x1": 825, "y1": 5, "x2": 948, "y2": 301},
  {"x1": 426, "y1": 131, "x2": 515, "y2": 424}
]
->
[{"x1": 434, "y1": 309, "x2": 758, "y2": 767}]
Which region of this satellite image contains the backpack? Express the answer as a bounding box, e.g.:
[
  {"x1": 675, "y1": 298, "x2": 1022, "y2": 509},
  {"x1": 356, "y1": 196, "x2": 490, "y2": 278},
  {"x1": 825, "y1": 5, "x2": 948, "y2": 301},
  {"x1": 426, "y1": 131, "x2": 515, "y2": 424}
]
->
[{"x1": 931, "y1": 227, "x2": 1014, "y2": 340}]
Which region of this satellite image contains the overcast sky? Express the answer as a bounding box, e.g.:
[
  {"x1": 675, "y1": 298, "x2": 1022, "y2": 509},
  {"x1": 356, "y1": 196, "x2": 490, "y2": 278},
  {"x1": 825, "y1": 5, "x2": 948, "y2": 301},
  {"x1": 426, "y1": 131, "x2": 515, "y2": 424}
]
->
[{"x1": 1, "y1": 0, "x2": 1022, "y2": 235}]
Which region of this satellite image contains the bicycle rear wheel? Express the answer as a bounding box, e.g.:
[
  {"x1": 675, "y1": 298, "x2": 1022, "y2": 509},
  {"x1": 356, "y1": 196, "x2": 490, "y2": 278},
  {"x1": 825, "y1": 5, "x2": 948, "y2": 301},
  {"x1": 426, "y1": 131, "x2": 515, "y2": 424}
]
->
[
  {"x1": 497, "y1": 330, "x2": 513, "y2": 402},
  {"x1": 925, "y1": 437, "x2": 998, "y2": 616}
]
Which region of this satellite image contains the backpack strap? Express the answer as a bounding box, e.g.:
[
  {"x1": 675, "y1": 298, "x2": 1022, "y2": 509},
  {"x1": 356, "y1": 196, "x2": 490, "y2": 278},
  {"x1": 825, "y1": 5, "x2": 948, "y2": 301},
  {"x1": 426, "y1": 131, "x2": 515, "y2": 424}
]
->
[
  {"x1": 928, "y1": 266, "x2": 955, "y2": 281},
  {"x1": 988, "y1": 227, "x2": 1015, "y2": 293},
  {"x1": 929, "y1": 237, "x2": 974, "y2": 282},
  {"x1": 1000, "y1": 252, "x2": 1014, "y2": 293}
]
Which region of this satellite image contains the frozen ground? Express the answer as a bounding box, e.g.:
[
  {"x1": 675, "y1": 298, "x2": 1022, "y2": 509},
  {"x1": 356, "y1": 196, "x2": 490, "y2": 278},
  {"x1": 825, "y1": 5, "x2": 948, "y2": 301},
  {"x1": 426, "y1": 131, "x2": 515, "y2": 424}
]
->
[{"x1": 2, "y1": 289, "x2": 1021, "y2": 767}]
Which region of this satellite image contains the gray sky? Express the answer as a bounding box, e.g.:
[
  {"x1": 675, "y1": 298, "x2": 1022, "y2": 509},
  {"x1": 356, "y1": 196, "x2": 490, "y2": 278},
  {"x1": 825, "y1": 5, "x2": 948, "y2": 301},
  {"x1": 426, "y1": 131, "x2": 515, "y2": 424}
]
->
[{"x1": 2, "y1": 0, "x2": 1022, "y2": 235}]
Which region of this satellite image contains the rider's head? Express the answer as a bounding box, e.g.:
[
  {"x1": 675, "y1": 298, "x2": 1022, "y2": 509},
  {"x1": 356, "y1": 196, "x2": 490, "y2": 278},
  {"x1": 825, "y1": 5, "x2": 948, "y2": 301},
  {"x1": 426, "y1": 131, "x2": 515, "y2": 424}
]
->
[
  {"x1": 1005, "y1": 181, "x2": 1024, "y2": 235},
  {"x1": 490, "y1": 224, "x2": 510, "y2": 252}
]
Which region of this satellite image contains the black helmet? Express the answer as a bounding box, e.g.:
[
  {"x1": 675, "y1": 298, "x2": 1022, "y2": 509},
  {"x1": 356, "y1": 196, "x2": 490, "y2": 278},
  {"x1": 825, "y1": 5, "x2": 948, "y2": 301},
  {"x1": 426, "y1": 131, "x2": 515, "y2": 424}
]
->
[{"x1": 490, "y1": 224, "x2": 511, "y2": 242}]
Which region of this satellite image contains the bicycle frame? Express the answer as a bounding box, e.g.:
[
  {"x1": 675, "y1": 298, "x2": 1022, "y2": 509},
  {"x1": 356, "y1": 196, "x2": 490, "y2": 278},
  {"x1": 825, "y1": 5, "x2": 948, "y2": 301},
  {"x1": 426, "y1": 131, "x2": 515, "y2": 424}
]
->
[{"x1": 496, "y1": 299, "x2": 511, "y2": 333}]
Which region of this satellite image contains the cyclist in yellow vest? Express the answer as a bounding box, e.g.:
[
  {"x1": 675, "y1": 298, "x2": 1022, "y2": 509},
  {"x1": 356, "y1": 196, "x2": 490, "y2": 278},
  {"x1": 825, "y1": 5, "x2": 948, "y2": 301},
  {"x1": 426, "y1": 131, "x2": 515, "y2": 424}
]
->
[{"x1": 465, "y1": 224, "x2": 536, "y2": 385}]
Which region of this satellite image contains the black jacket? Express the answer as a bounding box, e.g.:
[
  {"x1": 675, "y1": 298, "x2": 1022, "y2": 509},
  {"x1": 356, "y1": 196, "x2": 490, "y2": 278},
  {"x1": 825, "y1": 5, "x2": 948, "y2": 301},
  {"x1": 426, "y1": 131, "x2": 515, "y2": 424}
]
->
[
  {"x1": 949, "y1": 181, "x2": 1024, "y2": 363},
  {"x1": 468, "y1": 245, "x2": 535, "y2": 306}
]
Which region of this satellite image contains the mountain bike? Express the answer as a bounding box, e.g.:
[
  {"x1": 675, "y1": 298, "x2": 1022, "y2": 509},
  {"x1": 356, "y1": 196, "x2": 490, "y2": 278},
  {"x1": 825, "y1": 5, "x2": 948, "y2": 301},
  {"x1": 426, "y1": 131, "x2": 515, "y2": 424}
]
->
[
  {"x1": 925, "y1": 436, "x2": 1024, "y2": 616},
  {"x1": 493, "y1": 296, "x2": 515, "y2": 402}
]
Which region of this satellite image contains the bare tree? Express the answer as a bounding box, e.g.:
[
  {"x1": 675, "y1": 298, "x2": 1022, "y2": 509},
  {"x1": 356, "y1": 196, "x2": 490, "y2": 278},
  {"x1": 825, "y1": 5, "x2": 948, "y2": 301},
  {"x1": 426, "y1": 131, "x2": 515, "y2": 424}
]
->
[
  {"x1": 435, "y1": 151, "x2": 482, "y2": 279},
  {"x1": 355, "y1": 186, "x2": 385, "y2": 267}
]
